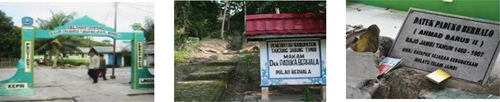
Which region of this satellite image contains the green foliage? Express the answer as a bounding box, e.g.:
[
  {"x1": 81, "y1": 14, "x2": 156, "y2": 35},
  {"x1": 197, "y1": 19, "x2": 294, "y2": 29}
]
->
[
  {"x1": 174, "y1": 50, "x2": 189, "y2": 65},
  {"x1": 101, "y1": 39, "x2": 112, "y2": 45},
  {"x1": 121, "y1": 49, "x2": 131, "y2": 66},
  {"x1": 240, "y1": 54, "x2": 258, "y2": 65},
  {"x1": 174, "y1": 80, "x2": 226, "y2": 101},
  {"x1": 0, "y1": 10, "x2": 13, "y2": 32},
  {"x1": 33, "y1": 11, "x2": 110, "y2": 67},
  {"x1": 184, "y1": 37, "x2": 200, "y2": 52},
  {"x1": 175, "y1": 1, "x2": 221, "y2": 49},
  {"x1": 143, "y1": 17, "x2": 154, "y2": 42},
  {"x1": 239, "y1": 68, "x2": 251, "y2": 83},
  {"x1": 174, "y1": 31, "x2": 186, "y2": 49},
  {"x1": 35, "y1": 10, "x2": 82, "y2": 67},
  {"x1": 83, "y1": 38, "x2": 112, "y2": 46},
  {"x1": 35, "y1": 11, "x2": 79, "y2": 54},
  {"x1": 302, "y1": 87, "x2": 315, "y2": 102},
  {"x1": 0, "y1": 10, "x2": 21, "y2": 58},
  {"x1": 251, "y1": 1, "x2": 326, "y2": 14},
  {"x1": 192, "y1": 21, "x2": 205, "y2": 38},
  {"x1": 35, "y1": 36, "x2": 89, "y2": 55},
  {"x1": 174, "y1": 1, "x2": 326, "y2": 50},
  {"x1": 58, "y1": 58, "x2": 89, "y2": 66},
  {"x1": 204, "y1": 30, "x2": 220, "y2": 40},
  {"x1": 36, "y1": 10, "x2": 77, "y2": 30},
  {"x1": 239, "y1": 54, "x2": 259, "y2": 84}
]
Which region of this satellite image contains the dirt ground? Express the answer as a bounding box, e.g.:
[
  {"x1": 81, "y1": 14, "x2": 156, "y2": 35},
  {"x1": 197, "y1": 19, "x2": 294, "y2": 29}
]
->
[
  {"x1": 175, "y1": 39, "x2": 323, "y2": 101},
  {"x1": 223, "y1": 53, "x2": 323, "y2": 101}
]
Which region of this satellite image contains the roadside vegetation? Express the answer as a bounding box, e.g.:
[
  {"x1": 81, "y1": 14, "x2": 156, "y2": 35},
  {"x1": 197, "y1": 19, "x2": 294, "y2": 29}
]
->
[{"x1": 0, "y1": 9, "x2": 153, "y2": 68}]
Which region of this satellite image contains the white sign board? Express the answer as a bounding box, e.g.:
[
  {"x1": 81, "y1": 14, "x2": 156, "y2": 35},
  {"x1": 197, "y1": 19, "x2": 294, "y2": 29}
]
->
[
  {"x1": 267, "y1": 40, "x2": 322, "y2": 78},
  {"x1": 260, "y1": 39, "x2": 326, "y2": 86},
  {"x1": 388, "y1": 8, "x2": 500, "y2": 83},
  {"x1": 25, "y1": 41, "x2": 31, "y2": 72},
  {"x1": 50, "y1": 26, "x2": 121, "y2": 37},
  {"x1": 139, "y1": 78, "x2": 154, "y2": 84},
  {"x1": 5, "y1": 83, "x2": 28, "y2": 89},
  {"x1": 137, "y1": 42, "x2": 143, "y2": 69}
]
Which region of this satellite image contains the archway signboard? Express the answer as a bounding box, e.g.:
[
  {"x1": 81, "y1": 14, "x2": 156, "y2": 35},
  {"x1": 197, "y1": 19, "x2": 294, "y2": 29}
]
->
[
  {"x1": 0, "y1": 16, "x2": 154, "y2": 96},
  {"x1": 245, "y1": 13, "x2": 326, "y2": 101}
]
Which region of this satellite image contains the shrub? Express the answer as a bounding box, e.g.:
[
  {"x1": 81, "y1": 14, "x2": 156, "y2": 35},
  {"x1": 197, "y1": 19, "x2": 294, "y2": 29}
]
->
[
  {"x1": 184, "y1": 37, "x2": 200, "y2": 51},
  {"x1": 302, "y1": 87, "x2": 315, "y2": 102},
  {"x1": 240, "y1": 54, "x2": 258, "y2": 65},
  {"x1": 174, "y1": 31, "x2": 187, "y2": 49},
  {"x1": 174, "y1": 51, "x2": 189, "y2": 64},
  {"x1": 59, "y1": 58, "x2": 89, "y2": 66}
]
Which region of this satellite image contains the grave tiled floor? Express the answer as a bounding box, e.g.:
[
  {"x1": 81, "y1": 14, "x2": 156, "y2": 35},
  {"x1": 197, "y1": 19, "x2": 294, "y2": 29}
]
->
[
  {"x1": 347, "y1": 1, "x2": 500, "y2": 99},
  {"x1": 423, "y1": 88, "x2": 499, "y2": 99}
]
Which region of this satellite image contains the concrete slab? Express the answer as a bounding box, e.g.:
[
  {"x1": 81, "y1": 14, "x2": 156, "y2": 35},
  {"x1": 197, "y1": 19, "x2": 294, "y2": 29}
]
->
[
  {"x1": 0, "y1": 67, "x2": 153, "y2": 101},
  {"x1": 423, "y1": 88, "x2": 499, "y2": 99},
  {"x1": 0, "y1": 87, "x2": 73, "y2": 101}
]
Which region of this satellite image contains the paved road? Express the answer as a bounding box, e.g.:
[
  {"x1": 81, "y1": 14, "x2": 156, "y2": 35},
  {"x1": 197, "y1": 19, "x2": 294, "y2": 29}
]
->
[{"x1": 0, "y1": 67, "x2": 154, "y2": 102}]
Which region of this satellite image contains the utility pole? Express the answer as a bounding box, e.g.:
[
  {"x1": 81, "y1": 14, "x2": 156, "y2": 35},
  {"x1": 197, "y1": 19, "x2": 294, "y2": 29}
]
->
[
  {"x1": 220, "y1": 0, "x2": 229, "y2": 40},
  {"x1": 110, "y1": 2, "x2": 118, "y2": 79}
]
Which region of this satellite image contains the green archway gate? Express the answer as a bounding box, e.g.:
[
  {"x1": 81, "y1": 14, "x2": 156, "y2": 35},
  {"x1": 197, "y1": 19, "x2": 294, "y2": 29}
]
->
[{"x1": 0, "y1": 16, "x2": 154, "y2": 96}]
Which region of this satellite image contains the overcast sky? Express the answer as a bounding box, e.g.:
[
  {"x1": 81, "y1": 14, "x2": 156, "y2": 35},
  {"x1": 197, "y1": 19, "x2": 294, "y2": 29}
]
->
[{"x1": 0, "y1": 2, "x2": 154, "y2": 49}]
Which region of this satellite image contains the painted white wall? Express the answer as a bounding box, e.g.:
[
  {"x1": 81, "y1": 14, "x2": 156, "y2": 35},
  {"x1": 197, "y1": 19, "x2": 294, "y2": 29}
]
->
[
  {"x1": 121, "y1": 56, "x2": 125, "y2": 66},
  {"x1": 103, "y1": 54, "x2": 109, "y2": 66}
]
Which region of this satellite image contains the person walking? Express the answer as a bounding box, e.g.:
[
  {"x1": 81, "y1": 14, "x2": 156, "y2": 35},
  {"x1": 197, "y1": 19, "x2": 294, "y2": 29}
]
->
[
  {"x1": 99, "y1": 53, "x2": 107, "y2": 80},
  {"x1": 88, "y1": 48, "x2": 100, "y2": 84}
]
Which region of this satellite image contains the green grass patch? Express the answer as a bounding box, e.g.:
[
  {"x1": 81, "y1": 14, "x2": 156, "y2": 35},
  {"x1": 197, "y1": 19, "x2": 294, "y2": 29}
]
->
[
  {"x1": 58, "y1": 58, "x2": 89, "y2": 66},
  {"x1": 174, "y1": 51, "x2": 189, "y2": 65},
  {"x1": 240, "y1": 54, "x2": 259, "y2": 65},
  {"x1": 198, "y1": 66, "x2": 233, "y2": 73},
  {"x1": 175, "y1": 80, "x2": 226, "y2": 101},
  {"x1": 302, "y1": 87, "x2": 316, "y2": 102}
]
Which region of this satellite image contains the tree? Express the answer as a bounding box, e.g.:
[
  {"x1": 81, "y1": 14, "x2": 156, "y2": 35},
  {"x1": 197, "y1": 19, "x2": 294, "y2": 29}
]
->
[
  {"x1": 73, "y1": 37, "x2": 111, "y2": 46},
  {"x1": 143, "y1": 17, "x2": 154, "y2": 42},
  {"x1": 174, "y1": 1, "x2": 221, "y2": 50},
  {"x1": 35, "y1": 10, "x2": 83, "y2": 68},
  {"x1": 0, "y1": 10, "x2": 21, "y2": 58},
  {"x1": 102, "y1": 39, "x2": 112, "y2": 45},
  {"x1": 173, "y1": 1, "x2": 326, "y2": 50},
  {"x1": 121, "y1": 49, "x2": 131, "y2": 66},
  {"x1": 0, "y1": 10, "x2": 13, "y2": 33}
]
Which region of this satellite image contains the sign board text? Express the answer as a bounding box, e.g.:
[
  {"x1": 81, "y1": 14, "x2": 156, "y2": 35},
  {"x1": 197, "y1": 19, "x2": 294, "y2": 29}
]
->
[{"x1": 388, "y1": 8, "x2": 500, "y2": 83}]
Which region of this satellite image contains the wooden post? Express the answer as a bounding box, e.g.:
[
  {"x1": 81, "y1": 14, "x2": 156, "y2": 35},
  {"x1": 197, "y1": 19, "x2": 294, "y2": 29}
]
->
[
  {"x1": 322, "y1": 86, "x2": 326, "y2": 101},
  {"x1": 261, "y1": 87, "x2": 269, "y2": 101}
]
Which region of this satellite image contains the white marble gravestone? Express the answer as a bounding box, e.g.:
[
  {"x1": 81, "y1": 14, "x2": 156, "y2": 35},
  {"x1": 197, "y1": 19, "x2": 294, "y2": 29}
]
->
[{"x1": 389, "y1": 8, "x2": 500, "y2": 84}]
